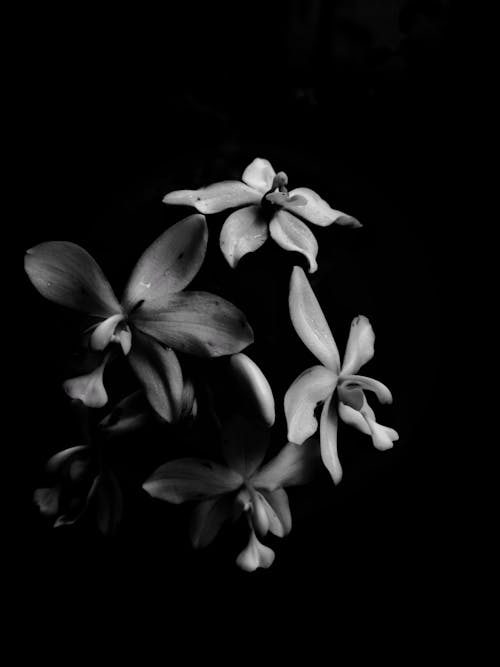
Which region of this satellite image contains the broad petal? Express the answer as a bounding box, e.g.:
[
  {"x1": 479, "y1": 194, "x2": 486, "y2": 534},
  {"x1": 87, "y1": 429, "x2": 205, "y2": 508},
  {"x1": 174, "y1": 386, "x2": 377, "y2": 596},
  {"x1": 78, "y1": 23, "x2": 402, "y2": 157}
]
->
[
  {"x1": 219, "y1": 205, "x2": 269, "y2": 268},
  {"x1": 241, "y1": 158, "x2": 276, "y2": 193},
  {"x1": 143, "y1": 458, "x2": 243, "y2": 504},
  {"x1": 341, "y1": 315, "x2": 375, "y2": 376},
  {"x1": 236, "y1": 530, "x2": 275, "y2": 572},
  {"x1": 260, "y1": 488, "x2": 292, "y2": 537},
  {"x1": 229, "y1": 353, "x2": 275, "y2": 427},
  {"x1": 283, "y1": 187, "x2": 361, "y2": 228},
  {"x1": 340, "y1": 374, "x2": 393, "y2": 404},
  {"x1": 189, "y1": 496, "x2": 234, "y2": 549},
  {"x1": 99, "y1": 391, "x2": 150, "y2": 436},
  {"x1": 284, "y1": 365, "x2": 337, "y2": 444},
  {"x1": 132, "y1": 291, "x2": 254, "y2": 357},
  {"x1": 289, "y1": 266, "x2": 340, "y2": 371},
  {"x1": 163, "y1": 181, "x2": 261, "y2": 214},
  {"x1": 269, "y1": 210, "x2": 319, "y2": 273},
  {"x1": 128, "y1": 330, "x2": 184, "y2": 423},
  {"x1": 320, "y1": 393, "x2": 342, "y2": 484},
  {"x1": 25, "y1": 242, "x2": 121, "y2": 317},
  {"x1": 251, "y1": 438, "x2": 320, "y2": 491},
  {"x1": 63, "y1": 356, "x2": 109, "y2": 408},
  {"x1": 122, "y1": 214, "x2": 208, "y2": 311},
  {"x1": 221, "y1": 414, "x2": 270, "y2": 479}
]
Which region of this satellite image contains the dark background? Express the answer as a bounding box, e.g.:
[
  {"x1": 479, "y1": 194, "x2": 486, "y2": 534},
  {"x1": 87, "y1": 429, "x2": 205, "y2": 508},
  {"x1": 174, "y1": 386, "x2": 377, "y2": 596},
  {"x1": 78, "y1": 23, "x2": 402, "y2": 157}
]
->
[{"x1": 15, "y1": 0, "x2": 458, "y2": 634}]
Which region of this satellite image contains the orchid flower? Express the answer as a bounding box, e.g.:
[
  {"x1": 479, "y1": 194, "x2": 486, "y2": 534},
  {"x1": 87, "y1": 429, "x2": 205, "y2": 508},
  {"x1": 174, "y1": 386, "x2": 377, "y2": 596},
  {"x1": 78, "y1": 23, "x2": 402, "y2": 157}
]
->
[
  {"x1": 25, "y1": 214, "x2": 253, "y2": 419},
  {"x1": 143, "y1": 353, "x2": 318, "y2": 571},
  {"x1": 163, "y1": 158, "x2": 361, "y2": 272},
  {"x1": 285, "y1": 266, "x2": 399, "y2": 485}
]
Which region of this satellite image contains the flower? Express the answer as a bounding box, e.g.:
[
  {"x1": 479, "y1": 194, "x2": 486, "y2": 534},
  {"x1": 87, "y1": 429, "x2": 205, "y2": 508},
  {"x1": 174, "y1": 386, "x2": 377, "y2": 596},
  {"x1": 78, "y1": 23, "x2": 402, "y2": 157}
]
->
[
  {"x1": 284, "y1": 266, "x2": 399, "y2": 484},
  {"x1": 25, "y1": 214, "x2": 254, "y2": 419},
  {"x1": 163, "y1": 158, "x2": 361, "y2": 272}
]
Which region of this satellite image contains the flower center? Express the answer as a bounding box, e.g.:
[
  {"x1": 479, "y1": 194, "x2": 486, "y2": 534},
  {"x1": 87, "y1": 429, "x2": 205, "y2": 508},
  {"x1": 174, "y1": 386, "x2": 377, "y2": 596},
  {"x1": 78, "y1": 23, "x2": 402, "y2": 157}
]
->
[{"x1": 337, "y1": 381, "x2": 364, "y2": 411}]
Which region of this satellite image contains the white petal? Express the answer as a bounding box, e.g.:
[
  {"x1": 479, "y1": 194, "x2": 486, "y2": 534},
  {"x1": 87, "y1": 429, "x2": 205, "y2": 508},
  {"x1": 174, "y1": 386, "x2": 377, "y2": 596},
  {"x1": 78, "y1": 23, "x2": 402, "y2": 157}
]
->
[
  {"x1": 236, "y1": 530, "x2": 275, "y2": 572},
  {"x1": 229, "y1": 353, "x2": 275, "y2": 427},
  {"x1": 63, "y1": 357, "x2": 109, "y2": 408},
  {"x1": 251, "y1": 439, "x2": 320, "y2": 491},
  {"x1": 338, "y1": 399, "x2": 374, "y2": 435},
  {"x1": 283, "y1": 187, "x2": 361, "y2": 228},
  {"x1": 241, "y1": 158, "x2": 276, "y2": 193},
  {"x1": 163, "y1": 182, "x2": 261, "y2": 214},
  {"x1": 341, "y1": 315, "x2": 375, "y2": 375},
  {"x1": 249, "y1": 489, "x2": 270, "y2": 536},
  {"x1": 219, "y1": 205, "x2": 269, "y2": 268},
  {"x1": 90, "y1": 314, "x2": 126, "y2": 351},
  {"x1": 284, "y1": 365, "x2": 337, "y2": 444},
  {"x1": 364, "y1": 417, "x2": 399, "y2": 451},
  {"x1": 259, "y1": 488, "x2": 292, "y2": 537},
  {"x1": 289, "y1": 266, "x2": 341, "y2": 371},
  {"x1": 320, "y1": 393, "x2": 342, "y2": 484},
  {"x1": 269, "y1": 210, "x2": 319, "y2": 273},
  {"x1": 340, "y1": 374, "x2": 393, "y2": 404}
]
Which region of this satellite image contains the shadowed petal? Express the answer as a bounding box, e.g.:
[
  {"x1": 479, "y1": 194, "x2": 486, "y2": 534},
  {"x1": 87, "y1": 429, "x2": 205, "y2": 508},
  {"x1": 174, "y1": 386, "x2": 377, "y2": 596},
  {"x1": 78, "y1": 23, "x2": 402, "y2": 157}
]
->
[
  {"x1": 25, "y1": 242, "x2": 121, "y2": 317},
  {"x1": 340, "y1": 374, "x2": 393, "y2": 404},
  {"x1": 341, "y1": 315, "x2": 375, "y2": 376},
  {"x1": 285, "y1": 365, "x2": 337, "y2": 444},
  {"x1": 338, "y1": 394, "x2": 375, "y2": 434},
  {"x1": 241, "y1": 158, "x2": 276, "y2": 193},
  {"x1": 34, "y1": 487, "x2": 60, "y2": 517},
  {"x1": 90, "y1": 314, "x2": 126, "y2": 351},
  {"x1": 45, "y1": 446, "x2": 89, "y2": 474},
  {"x1": 229, "y1": 353, "x2": 275, "y2": 427},
  {"x1": 189, "y1": 496, "x2": 235, "y2": 549},
  {"x1": 221, "y1": 414, "x2": 270, "y2": 478},
  {"x1": 63, "y1": 356, "x2": 109, "y2": 408},
  {"x1": 99, "y1": 391, "x2": 150, "y2": 436},
  {"x1": 251, "y1": 438, "x2": 320, "y2": 491},
  {"x1": 269, "y1": 210, "x2": 319, "y2": 273},
  {"x1": 320, "y1": 393, "x2": 342, "y2": 484},
  {"x1": 248, "y1": 488, "x2": 270, "y2": 536},
  {"x1": 93, "y1": 471, "x2": 123, "y2": 537},
  {"x1": 133, "y1": 291, "x2": 254, "y2": 357},
  {"x1": 289, "y1": 267, "x2": 340, "y2": 371},
  {"x1": 236, "y1": 530, "x2": 275, "y2": 572},
  {"x1": 143, "y1": 458, "x2": 243, "y2": 504},
  {"x1": 219, "y1": 205, "x2": 269, "y2": 268},
  {"x1": 122, "y1": 214, "x2": 208, "y2": 311},
  {"x1": 163, "y1": 181, "x2": 261, "y2": 214},
  {"x1": 283, "y1": 187, "x2": 361, "y2": 227},
  {"x1": 260, "y1": 488, "x2": 292, "y2": 537}
]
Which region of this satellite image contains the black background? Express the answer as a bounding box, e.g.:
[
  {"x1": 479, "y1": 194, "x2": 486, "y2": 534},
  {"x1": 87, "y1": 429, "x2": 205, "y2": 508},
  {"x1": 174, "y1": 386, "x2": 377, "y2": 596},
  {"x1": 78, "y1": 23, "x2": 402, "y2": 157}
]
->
[{"x1": 15, "y1": 0, "x2": 458, "y2": 638}]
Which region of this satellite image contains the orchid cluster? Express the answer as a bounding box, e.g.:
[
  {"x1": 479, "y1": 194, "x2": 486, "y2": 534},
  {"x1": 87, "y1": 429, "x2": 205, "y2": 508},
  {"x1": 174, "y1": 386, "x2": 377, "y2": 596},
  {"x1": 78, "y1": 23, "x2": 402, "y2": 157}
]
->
[{"x1": 26, "y1": 157, "x2": 398, "y2": 572}]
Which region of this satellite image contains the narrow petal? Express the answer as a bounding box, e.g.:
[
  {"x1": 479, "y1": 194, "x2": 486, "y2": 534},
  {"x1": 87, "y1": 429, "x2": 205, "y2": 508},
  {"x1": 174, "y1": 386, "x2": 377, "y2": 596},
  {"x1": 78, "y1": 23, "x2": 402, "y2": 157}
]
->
[
  {"x1": 341, "y1": 315, "x2": 375, "y2": 376},
  {"x1": 99, "y1": 391, "x2": 150, "y2": 436},
  {"x1": 229, "y1": 353, "x2": 275, "y2": 427},
  {"x1": 283, "y1": 187, "x2": 361, "y2": 228},
  {"x1": 251, "y1": 439, "x2": 320, "y2": 491},
  {"x1": 241, "y1": 158, "x2": 276, "y2": 193},
  {"x1": 320, "y1": 393, "x2": 342, "y2": 484},
  {"x1": 289, "y1": 266, "x2": 340, "y2": 371},
  {"x1": 163, "y1": 181, "x2": 261, "y2": 214},
  {"x1": 248, "y1": 488, "x2": 270, "y2": 536},
  {"x1": 269, "y1": 210, "x2": 319, "y2": 273},
  {"x1": 143, "y1": 458, "x2": 243, "y2": 504},
  {"x1": 284, "y1": 365, "x2": 337, "y2": 444},
  {"x1": 221, "y1": 414, "x2": 270, "y2": 479},
  {"x1": 63, "y1": 356, "x2": 109, "y2": 408},
  {"x1": 189, "y1": 496, "x2": 234, "y2": 549},
  {"x1": 133, "y1": 291, "x2": 254, "y2": 357},
  {"x1": 340, "y1": 374, "x2": 393, "y2": 404},
  {"x1": 25, "y1": 242, "x2": 121, "y2": 317},
  {"x1": 128, "y1": 330, "x2": 184, "y2": 423},
  {"x1": 219, "y1": 205, "x2": 269, "y2": 268},
  {"x1": 122, "y1": 214, "x2": 208, "y2": 311},
  {"x1": 364, "y1": 417, "x2": 399, "y2": 451},
  {"x1": 90, "y1": 314, "x2": 126, "y2": 351},
  {"x1": 236, "y1": 530, "x2": 275, "y2": 572},
  {"x1": 260, "y1": 488, "x2": 292, "y2": 537}
]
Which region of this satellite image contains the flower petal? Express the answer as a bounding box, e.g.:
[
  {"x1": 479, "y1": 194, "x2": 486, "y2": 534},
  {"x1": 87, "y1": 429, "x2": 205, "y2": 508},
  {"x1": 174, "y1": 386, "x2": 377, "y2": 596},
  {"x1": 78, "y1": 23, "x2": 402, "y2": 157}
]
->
[
  {"x1": 25, "y1": 242, "x2": 121, "y2": 317},
  {"x1": 34, "y1": 487, "x2": 60, "y2": 517},
  {"x1": 241, "y1": 158, "x2": 276, "y2": 193},
  {"x1": 133, "y1": 291, "x2": 254, "y2": 357},
  {"x1": 221, "y1": 414, "x2": 270, "y2": 478},
  {"x1": 364, "y1": 417, "x2": 399, "y2": 451},
  {"x1": 143, "y1": 458, "x2": 243, "y2": 504},
  {"x1": 219, "y1": 205, "x2": 269, "y2": 268},
  {"x1": 338, "y1": 395, "x2": 376, "y2": 435},
  {"x1": 340, "y1": 374, "x2": 393, "y2": 404},
  {"x1": 251, "y1": 439, "x2": 320, "y2": 491},
  {"x1": 62, "y1": 356, "x2": 109, "y2": 408},
  {"x1": 189, "y1": 497, "x2": 234, "y2": 549},
  {"x1": 249, "y1": 488, "x2": 270, "y2": 536},
  {"x1": 259, "y1": 488, "x2": 292, "y2": 537},
  {"x1": 341, "y1": 315, "x2": 375, "y2": 376},
  {"x1": 269, "y1": 210, "x2": 319, "y2": 273},
  {"x1": 236, "y1": 530, "x2": 275, "y2": 572},
  {"x1": 284, "y1": 365, "x2": 337, "y2": 444},
  {"x1": 90, "y1": 314, "x2": 126, "y2": 351},
  {"x1": 289, "y1": 266, "x2": 340, "y2": 371},
  {"x1": 93, "y1": 471, "x2": 123, "y2": 536},
  {"x1": 229, "y1": 353, "x2": 275, "y2": 427},
  {"x1": 122, "y1": 214, "x2": 208, "y2": 311},
  {"x1": 163, "y1": 181, "x2": 261, "y2": 214},
  {"x1": 99, "y1": 391, "x2": 150, "y2": 436},
  {"x1": 320, "y1": 393, "x2": 342, "y2": 484},
  {"x1": 128, "y1": 330, "x2": 184, "y2": 423},
  {"x1": 45, "y1": 446, "x2": 89, "y2": 474},
  {"x1": 283, "y1": 187, "x2": 361, "y2": 228}
]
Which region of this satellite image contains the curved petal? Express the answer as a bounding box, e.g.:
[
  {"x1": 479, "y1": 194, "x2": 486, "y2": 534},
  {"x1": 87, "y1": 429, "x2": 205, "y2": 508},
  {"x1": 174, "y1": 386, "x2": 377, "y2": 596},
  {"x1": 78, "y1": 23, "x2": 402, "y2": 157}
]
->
[
  {"x1": 289, "y1": 266, "x2": 340, "y2": 371},
  {"x1": 363, "y1": 417, "x2": 399, "y2": 451},
  {"x1": 269, "y1": 210, "x2": 319, "y2": 273},
  {"x1": 248, "y1": 488, "x2": 270, "y2": 536},
  {"x1": 189, "y1": 496, "x2": 234, "y2": 549},
  {"x1": 236, "y1": 530, "x2": 275, "y2": 572},
  {"x1": 341, "y1": 315, "x2": 375, "y2": 376},
  {"x1": 229, "y1": 353, "x2": 275, "y2": 427},
  {"x1": 143, "y1": 458, "x2": 243, "y2": 504},
  {"x1": 45, "y1": 446, "x2": 89, "y2": 474},
  {"x1": 128, "y1": 330, "x2": 184, "y2": 423},
  {"x1": 320, "y1": 393, "x2": 342, "y2": 484},
  {"x1": 219, "y1": 205, "x2": 269, "y2": 268},
  {"x1": 221, "y1": 414, "x2": 270, "y2": 478},
  {"x1": 283, "y1": 187, "x2": 361, "y2": 228},
  {"x1": 99, "y1": 390, "x2": 150, "y2": 436},
  {"x1": 338, "y1": 394, "x2": 376, "y2": 435},
  {"x1": 25, "y1": 242, "x2": 120, "y2": 317},
  {"x1": 163, "y1": 181, "x2": 261, "y2": 214},
  {"x1": 62, "y1": 355, "x2": 109, "y2": 408},
  {"x1": 251, "y1": 438, "x2": 320, "y2": 491},
  {"x1": 133, "y1": 291, "x2": 254, "y2": 357},
  {"x1": 90, "y1": 314, "x2": 126, "y2": 351},
  {"x1": 340, "y1": 374, "x2": 393, "y2": 404},
  {"x1": 284, "y1": 365, "x2": 337, "y2": 444},
  {"x1": 241, "y1": 158, "x2": 276, "y2": 193},
  {"x1": 122, "y1": 214, "x2": 208, "y2": 311},
  {"x1": 260, "y1": 488, "x2": 292, "y2": 537}
]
